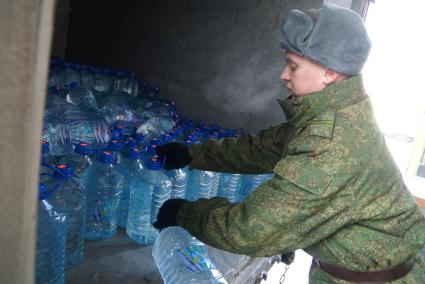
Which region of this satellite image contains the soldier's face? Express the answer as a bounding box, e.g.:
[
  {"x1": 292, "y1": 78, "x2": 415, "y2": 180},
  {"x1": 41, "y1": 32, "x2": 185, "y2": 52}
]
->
[{"x1": 280, "y1": 51, "x2": 328, "y2": 97}]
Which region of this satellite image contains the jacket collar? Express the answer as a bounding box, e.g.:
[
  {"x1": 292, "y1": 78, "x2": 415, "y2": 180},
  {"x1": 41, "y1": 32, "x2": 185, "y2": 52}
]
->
[{"x1": 278, "y1": 75, "x2": 366, "y2": 127}]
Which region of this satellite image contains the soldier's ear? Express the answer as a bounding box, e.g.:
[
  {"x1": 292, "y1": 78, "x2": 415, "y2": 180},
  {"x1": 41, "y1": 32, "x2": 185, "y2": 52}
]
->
[{"x1": 322, "y1": 69, "x2": 339, "y2": 86}]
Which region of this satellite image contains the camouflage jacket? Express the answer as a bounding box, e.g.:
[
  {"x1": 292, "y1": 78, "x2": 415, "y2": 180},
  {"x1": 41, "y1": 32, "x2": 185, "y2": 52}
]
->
[{"x1": 177, "y1": 75, "x2": 425, "y2": 283}]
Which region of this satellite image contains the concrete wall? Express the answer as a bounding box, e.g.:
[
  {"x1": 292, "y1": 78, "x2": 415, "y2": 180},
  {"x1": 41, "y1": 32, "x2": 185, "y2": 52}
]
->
[
  {"x1": 0, "y1": 1, "x2": 54, "y2": 283},
  {"x1": 66, "y1": 0, "x2": 324, "y2": 132}
]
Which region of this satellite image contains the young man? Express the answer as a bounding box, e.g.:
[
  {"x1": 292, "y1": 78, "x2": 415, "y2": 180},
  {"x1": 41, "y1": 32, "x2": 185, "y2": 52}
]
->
[{"x1": 155, "y1": 4, "x2": 425, "y2": 283}]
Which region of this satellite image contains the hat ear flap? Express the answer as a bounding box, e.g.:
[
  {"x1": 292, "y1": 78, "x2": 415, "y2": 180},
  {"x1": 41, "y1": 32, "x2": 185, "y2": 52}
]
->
[{"x1": 281, "y1": 10, "x2": 315, "y2": 56}]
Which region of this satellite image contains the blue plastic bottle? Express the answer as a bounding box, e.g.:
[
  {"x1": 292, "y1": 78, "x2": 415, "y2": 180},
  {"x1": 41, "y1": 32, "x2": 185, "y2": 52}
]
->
[
  {"x1": 165, "y1": 166, "x2": 189, "y2": 199},
  {"x1": 218, "y1": 173, "x2": 242, "y2": 203},
  {"x1": 126, "y1": 157, "x2": 171, "y2": 245},
  {"x1": 57, "y1": 63, "x2": 80, "y2": 90},
  {"x1": 152, "y1": 227, "x2": 228, "y2": 284},
  {"x1": 116, "y1": 148, "x2": 145, "y2": 228},
  {"x1": 239, "y1": 174, "x2": 274, "y2": 201},
  {"x1": 59, "y1": 143, "x2": 94, "y2": 186},
  {"x1": 44, "y1": 164, "x2": 85, "y2": 269},
  {"x1": 83, "y1": 151, "x2": 124, "y2": 240},
  {"x1": 43, "y1": 109, "x2": 111, "y2": 155},
  {"x1": 35, "y1": 183, "x2": 66, "y2": 284},
  {"x1": 185, "y1": 140, "x2": 214, "y2": 201},
  {"x1": 64, "y1": 85, "x2": 100, "y2": 112}
]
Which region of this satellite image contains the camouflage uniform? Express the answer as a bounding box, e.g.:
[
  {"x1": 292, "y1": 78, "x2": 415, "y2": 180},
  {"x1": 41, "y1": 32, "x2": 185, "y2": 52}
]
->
[{"x1": 176, "y1": 75, "x2": 425, "y2": 283}]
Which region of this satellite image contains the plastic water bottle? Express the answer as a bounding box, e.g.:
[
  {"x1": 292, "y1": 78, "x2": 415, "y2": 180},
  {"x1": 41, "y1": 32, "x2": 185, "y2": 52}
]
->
[
  {"x1": 59, "y1": 143, "x2": 94, "y2": 186},
  {"x1": 126, "y1": 157, "x2": 172, "y2": 245},
  {"x1": 57, "y1": 64, "x2": 80, "y2": 90},
  {"x1": 92, "y1": 67, "x2": 112, "y2": 93},
  {"x1": 43, "y1": 109, "x2": 111, "y2": 156},
  {"x1": 239, "y1": 174, "x2": 273, "y2": 201},
  {"x1": 83, "y1": 151, "x2": 124, "y2": 240},
  {"x1": 35, "y1": 183, "x2": 66, "y2": 284},
  {"x1": 43, "y1": 164, "x2": 85, "y2": 269},
  {"x1": 116, "y1": 148, "x2": 145, "y2": 228},
  {"x1": 166, "y1": 167, "x2": 189, "y2": 199},
  {"x1": 64, "y1": 85, "x2": 99, "y2": 112},
  {"x1": 112, "y1": 72, "x2": 140, "y2": 97},
  {"x1": 106, "y1": 139, "x2": 123, "y2": 165},
  {"x1": 186, "y1": 169, "x2": 214, "y2": 201},
  {"x1": 98, "y1": 96, "x2": 137, "y2": 128},
  {"x1": 218, "y1": 174, "x2": 242, "y2": 203},
  {"x1": 136, "y1": 115, "x2": 176, "y2": 141},
  {"x1": 152, "y1": 227, "x2": 228, "y2": 284},
  {"x1": 78, "y1": 66, "x2": 95, "y2": 89}
]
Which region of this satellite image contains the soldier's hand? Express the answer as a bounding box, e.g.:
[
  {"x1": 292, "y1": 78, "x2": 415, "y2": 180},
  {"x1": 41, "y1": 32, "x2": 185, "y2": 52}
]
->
[
  {"x1": 153, "y1": 199, "x2": 186, "y2": 230},
  {"x1": 155, "y1": 142, "x2": 192, "y2": 170}
]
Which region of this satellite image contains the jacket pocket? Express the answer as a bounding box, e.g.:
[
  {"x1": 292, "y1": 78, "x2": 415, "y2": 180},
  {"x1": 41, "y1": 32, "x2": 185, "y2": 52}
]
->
[{"x1": 273, "y1": 156, "x2": 332, "y2": 195}]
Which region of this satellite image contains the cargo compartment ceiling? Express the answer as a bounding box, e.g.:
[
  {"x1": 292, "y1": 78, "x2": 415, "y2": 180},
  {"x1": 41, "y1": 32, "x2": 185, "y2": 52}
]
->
[{"x1": 66, "y1": 0, "x2": 324, "y2": 132}]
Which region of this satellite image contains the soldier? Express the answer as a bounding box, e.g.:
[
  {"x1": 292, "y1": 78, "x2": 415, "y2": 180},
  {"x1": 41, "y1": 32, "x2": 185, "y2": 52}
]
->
[{"x1": 154, "y1": 3, "x2": 425, "y2": 283}]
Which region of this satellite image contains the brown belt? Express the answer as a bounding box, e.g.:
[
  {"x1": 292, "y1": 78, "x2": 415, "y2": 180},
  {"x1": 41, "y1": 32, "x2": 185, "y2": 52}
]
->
[{"x1": 312, "y1": 256, "x2": 415, "y2": 283}]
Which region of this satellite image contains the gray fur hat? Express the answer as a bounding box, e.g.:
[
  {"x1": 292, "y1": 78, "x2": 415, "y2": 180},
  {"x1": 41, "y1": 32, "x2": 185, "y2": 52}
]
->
[{"x1": 281, "y1": 3, "x2": 371, "y2": 76}]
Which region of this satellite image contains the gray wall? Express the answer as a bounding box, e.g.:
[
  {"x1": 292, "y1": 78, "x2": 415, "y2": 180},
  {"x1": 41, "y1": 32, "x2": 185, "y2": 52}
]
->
[
  {"x1": 0, "y1": 0, "x2": 54, "y2": 283},
  {"x1": 66, "y1": 0, "x2": 324, "y2": 132}
]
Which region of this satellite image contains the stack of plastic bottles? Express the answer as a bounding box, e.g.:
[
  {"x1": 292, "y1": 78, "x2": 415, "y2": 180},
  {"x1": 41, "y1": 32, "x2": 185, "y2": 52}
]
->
[{"x1": 37, "y1": 58, "x2": 274, "y2": 283}]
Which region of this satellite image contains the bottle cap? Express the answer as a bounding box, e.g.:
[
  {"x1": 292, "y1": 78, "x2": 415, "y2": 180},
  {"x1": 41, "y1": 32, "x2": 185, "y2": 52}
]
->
[
  {"x1": 41, "y1": 140, "x2": 50, "y2": 153},
  {"x1": 125, "y1": 137, "x2": 137, "y2": 148},
  {"x1": 54, "y1": 164, "x2": 73, "y2": 179},
  {"x1": 128, "y1": 148, "x2": 142, "y2": 159},
  {"x1": 107, "y1": 140, "x2": 122, "y2": 151},
  {"x1": 38, "y1": 182, "x2": 47, "y2": 200},
  {"x1": 75, "y1": 143, "x2": 91, "y2": 155},
  {"x1": 145, "y1": 156, "x2": 162, "y2": 170},
  {"x1": 99, "y1": 151, "x2": 114, "y2": 164}
]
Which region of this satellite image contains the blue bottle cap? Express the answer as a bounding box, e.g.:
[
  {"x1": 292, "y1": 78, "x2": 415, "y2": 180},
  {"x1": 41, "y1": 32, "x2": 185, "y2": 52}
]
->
[
  {"x1": 147, "y1": 144, "x2": 157, "y2": 154},
  {"x1": 145, "y1": 156, "x2": 162, "y2": 170},
  {"x1": 125, "y1": 137, "x2": 137, "y2": 148},
  {"x1": 134, "y1": 133, "x2": 144, "y2": 143},
  {"x1": 127, "y1": 148, "x2": 142, "y2": 159},
  {"x1": 107, "y1": 140, "x2": 122, "y2": 151},
  {"x1": 41, "y1": 140, "x2": 50, "y2": 153},
  {"x1": 99, "y1": 151, "x2": 114, "y2": 164},
  {"x1": 110, "y1": 129, "x2": 122, "y2": 141},
  {"x1": 184, "y1": 140, "x2": 194, "y2": 145},
  {"x1": 161, "y1": 134, "x2": 173, "y2": 143},
  {"x1": 54, "y1": 164, "x2": 73, "y2": 179},
  {"x1": 38, "y1": 182, "x2": 47, "y2": 200},
  {"x1": 150, "y1": 138, "x2": 160, "y2": 146},
  {"x1": 75, "y1": 143, "x2": 91, "y2": 155}
]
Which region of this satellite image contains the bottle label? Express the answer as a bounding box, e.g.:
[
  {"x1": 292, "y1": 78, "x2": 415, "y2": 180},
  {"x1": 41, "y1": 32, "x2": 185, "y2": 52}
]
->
[
  {"x1": 93, "y1": 191, "x2": 118, "y2": 223},
  {"x1": 70, "y1": 121, "x2": 94, "y2": 144},
  {"x1": 176, "y1": 243, "x2": 210, "y2": 273}
]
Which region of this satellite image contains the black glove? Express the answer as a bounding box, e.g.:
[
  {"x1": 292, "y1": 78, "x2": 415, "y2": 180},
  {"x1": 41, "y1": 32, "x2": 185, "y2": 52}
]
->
[
  {"x1": 153, "y1": 199, "x2": 186, "y2": 230},
  {"x1": 155, "y1": 142, "x2": 192, "y2": 170},
  {"x1": 280, "y1": 251, "x2": 295, "y2": 265}
]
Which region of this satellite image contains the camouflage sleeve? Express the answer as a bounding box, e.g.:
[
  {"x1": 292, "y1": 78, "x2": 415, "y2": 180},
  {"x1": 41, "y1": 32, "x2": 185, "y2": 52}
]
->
[
  {"x1": 177, "y1": 155, "x2": 352, "y2": 257},
  {"x1": 187, "y1": 123, "x2": 292, "y2": 174}
]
